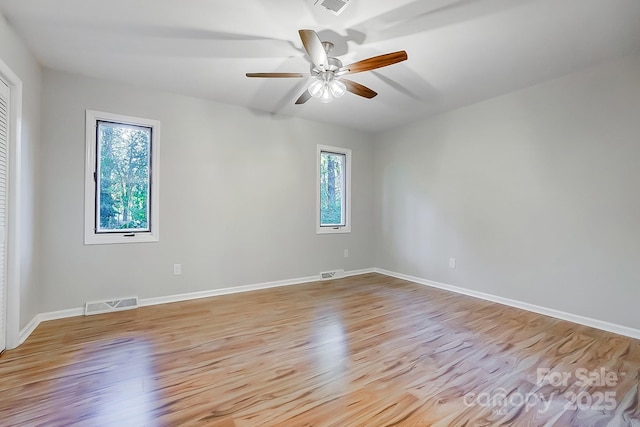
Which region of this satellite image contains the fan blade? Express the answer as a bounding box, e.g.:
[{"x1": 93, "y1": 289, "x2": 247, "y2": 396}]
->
[
  {"x1": 341, "y1": 79, "x2": 378, "y2": 99},
  {"x1": 299, "y1": 29, "x2": 328, "y2": 70},
  {"x1": 295, "y1": 90, "x2": 312, "y2": 105},
  {"x1": 338, "y1": 51, "x2": 408, "y2": 75},
  {"x1": 246, "y1": 73, "x2": 308, "y2": 78}
]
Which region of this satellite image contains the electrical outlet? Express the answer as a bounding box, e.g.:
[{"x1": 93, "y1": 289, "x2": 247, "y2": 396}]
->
[
  {"x1": 173, "y1": 263, "x2": 182, "y2": 275},
  {"x1": 344, "y1": 249, "x2": 349, "y2": 258},
  {"x1": 449, "y1": 258, "x2": 456, "y2": 269}
]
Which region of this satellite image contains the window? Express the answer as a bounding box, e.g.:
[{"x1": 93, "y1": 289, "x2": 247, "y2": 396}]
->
[
  {"x1": 317, "y1": 145, "x2": 351, "y2": 234},
  {"x1": 84, "y1": 110, "x2": 160, "y2": 244}
]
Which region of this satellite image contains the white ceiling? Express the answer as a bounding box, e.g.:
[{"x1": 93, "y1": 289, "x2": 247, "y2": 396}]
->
[{"x1": 1, "y1": 0, "x2": 639, "y2": 133}]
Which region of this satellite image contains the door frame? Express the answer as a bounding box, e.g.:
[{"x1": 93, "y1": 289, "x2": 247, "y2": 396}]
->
[{"x1": 0, "y1": 58, "x2": 23, "y2": 350}]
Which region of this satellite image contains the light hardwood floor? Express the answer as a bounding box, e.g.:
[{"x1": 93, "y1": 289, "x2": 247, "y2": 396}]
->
[{"x1": 1, "y1": 273, "x2": 639, "y2": 426}]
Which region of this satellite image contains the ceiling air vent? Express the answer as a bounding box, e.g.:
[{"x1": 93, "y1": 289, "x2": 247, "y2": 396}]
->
[{"x1": 314, "y1": 0, "x2": 351, "y2": 15}]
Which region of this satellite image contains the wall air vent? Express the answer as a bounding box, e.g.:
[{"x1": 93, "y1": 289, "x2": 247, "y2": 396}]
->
[
  {"x1": 320, "y1": 269, "x2": 346, "y2": 280},
  {"x1": 314, "y1": 0, "x2": 351, "y2": 15},
  {"x1": 85, "y1": 297, "x2": 139, "y2": 316}
]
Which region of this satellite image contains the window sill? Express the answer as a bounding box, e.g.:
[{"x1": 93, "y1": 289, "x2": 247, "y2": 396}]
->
[
  {"x1": 84, "y1": 233, "x2": 159, "y2": 245},
  {"x1": 317, "y1": 226, "x2": 351, "y2": 235}
]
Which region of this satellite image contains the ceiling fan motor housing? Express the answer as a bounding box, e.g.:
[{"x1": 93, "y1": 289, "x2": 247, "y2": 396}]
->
[{"x1": 311, "y1": 56, "x2": 343, "y2": 75}]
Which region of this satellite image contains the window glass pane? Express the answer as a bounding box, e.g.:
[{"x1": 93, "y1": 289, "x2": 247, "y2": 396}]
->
[
  {"x1": 96, "y1": 121, "x2": 151, "y2": 233},
  {"x1": 320, "y1": 151, "x2": 346, "y2": 226}
]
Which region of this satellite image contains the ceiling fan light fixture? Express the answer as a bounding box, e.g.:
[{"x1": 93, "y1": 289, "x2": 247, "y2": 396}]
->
[
  {"x1": 329, "y1": 79, "x2": 346, "y2": 98},
  {"x1": 319, "y1": 87, "x2": 335, "y2": 103},
  {"x1": 309, "y1": 79, "x2": 325, "y2": 98}
]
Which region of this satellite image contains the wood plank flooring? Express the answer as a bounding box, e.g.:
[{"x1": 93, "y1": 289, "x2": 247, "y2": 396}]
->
[{"x1": 1, "y1": 273, "x2": 639, "y2": 426}]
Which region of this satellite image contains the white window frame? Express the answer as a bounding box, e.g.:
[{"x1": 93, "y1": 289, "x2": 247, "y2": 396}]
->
[
  {"x1": 84, "y1": 110, "x2": 160, "y2": 245},
  {"x1": 317, "y1": 144, "x2": 351, "y2": 234}
]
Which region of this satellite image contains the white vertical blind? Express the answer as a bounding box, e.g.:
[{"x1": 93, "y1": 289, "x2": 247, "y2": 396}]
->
[{"x1": 0, "y1": 79, "x2": 8, "y2": 352}]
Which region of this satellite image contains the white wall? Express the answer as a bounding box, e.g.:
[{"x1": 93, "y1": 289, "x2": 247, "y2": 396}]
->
[
  {"x1": 0, "y1": 13, "x2": 42, "y2": 334},
  {"x1": 39, "y1": 69, "x2": 375, "y2": 312},
  {"x1": 374, "y1": 53, "x2": 640, "y2": 330}
]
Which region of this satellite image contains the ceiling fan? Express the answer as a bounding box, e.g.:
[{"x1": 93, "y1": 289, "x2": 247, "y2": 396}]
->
[{"x1": 246, "y1": 29, "x2": 408, "y2": 104}]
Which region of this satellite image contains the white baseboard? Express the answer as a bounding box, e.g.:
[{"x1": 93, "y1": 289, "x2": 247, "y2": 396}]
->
[
  {"x1": 39, "y1": 307, "x2": 85, "y2": 322},
  {"x1": 139, "y1": 269, "x2": 375, "y2": 307},
  {"x1": 375, "y1": 268, "x2": 640, "y2": 341},
  {"x1": 23, "y1": 267, "x2": 636, "y2": 347},
  {"x1": 18, "y1": 307, "x2": 85, "y2": 346},
  {"x1": 139, "y1": 274, "x2": 322, "y2": 307},
  {"x1": 18, "y1": 316, "x2": 40, "y2": 346},
  {"x1": 17, "y1": 268, "x2": 377, "y2": 346},
  {"x1": 345, "y1": 268, "x2": 376, "y2": 277}
]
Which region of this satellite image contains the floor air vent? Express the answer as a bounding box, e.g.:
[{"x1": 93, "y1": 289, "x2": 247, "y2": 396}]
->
[
  {"x1": 85, "y1": 297, "x2": 139, "y2": 316},
  {"x1": 320, "y1": 269, "x2": 346, "y2": 281}
]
